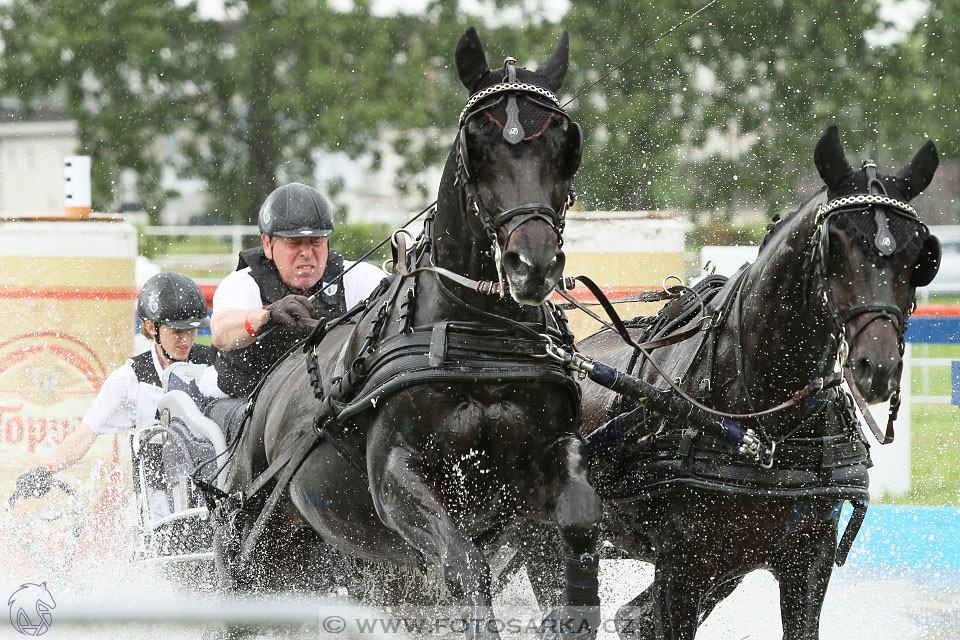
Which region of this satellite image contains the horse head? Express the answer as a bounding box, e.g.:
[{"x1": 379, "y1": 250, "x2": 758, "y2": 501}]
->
[
  {"x1": 812, "y1": 124, "x2": 940, "y2": 403},
  {"x1": 437, "y1": 28, "x2": 583, "y2": 305}
]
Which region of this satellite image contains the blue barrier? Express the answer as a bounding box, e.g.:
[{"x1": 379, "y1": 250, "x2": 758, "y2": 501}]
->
[
  {"x1": 953, "y1": 361, "x2": 960, "y2": 406},
  {"x1": 840, "y1": 504, "x2": 960, "y2": 570},
  {"x1": 905, "y1": 316, "x2": 960, "y2": 343}
]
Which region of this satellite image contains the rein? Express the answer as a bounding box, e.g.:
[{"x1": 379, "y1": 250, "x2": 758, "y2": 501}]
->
[{"x1": 556, "y1": 274, "x2": 844, "y2": 424}]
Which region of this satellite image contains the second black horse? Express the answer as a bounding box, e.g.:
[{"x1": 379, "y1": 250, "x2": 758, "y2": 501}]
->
[{"x1": 519, "y1": 125, "x2": 940, "y2": 640}]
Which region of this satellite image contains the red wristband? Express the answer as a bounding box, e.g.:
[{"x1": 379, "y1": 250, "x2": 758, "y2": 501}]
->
[{"x1": 244, "y1": 309, "x2": 260, "y2": 337}]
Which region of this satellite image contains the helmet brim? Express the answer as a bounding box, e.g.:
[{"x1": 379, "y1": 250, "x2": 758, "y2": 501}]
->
[
  {"x1": 270, "y1": 228, "x2": 333, "y2": 238},
  {"x1": 164, "y1": 317, "x2": 210, "y2": 330}
]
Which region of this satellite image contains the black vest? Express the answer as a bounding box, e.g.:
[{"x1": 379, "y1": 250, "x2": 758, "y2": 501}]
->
[
  {"x1": 130, "y1": 344, "x2": 217, "y2": 386},
  {"x1": 214, "y1": 246, "x2": 347, "y2": 397}
]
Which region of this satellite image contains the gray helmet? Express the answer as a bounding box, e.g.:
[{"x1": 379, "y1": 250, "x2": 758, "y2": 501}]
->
[
  {"x1": 258, "y1": 183, "x2": 334, "y2": 238},
  {"x1": 137, "y1": 272, "x2": 209, "y2": 330}
]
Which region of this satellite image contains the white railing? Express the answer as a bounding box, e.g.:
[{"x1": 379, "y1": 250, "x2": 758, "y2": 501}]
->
[
  {"x1": 907, "y1": 354, "x2": 955, "y2": 404},
  {"x1": 141, "y1": 225, "x2": 260, "y2": 273},
  {"x1": 51, "y1": 597, "x2": 405, "y2": 639}
]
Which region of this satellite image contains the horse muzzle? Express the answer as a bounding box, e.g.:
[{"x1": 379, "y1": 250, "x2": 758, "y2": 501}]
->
[
  {"x1": 850, "y1": 352, "x2": 903, "y2": 404},
  {"x1": 501, "y1": 246, "x2": 565, "y2": 305}
]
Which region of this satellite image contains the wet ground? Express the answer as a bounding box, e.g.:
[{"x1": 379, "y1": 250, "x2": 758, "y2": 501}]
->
[
  {"x1": 596, "y1": 561, "x2": 960, "y2": 640},
  {"x1": 2, "y1": 556, "x2": 958, "y2": 639},
  {"x1": 3, "y1": 499, "x2": 958, "y2": 639}
]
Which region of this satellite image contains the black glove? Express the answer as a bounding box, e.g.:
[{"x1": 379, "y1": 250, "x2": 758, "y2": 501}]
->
[
  {"x1": 15, "y1": 466, "x2": 53, "y2": 499},
  {"x1": 265, "y1": 295, "x2": 317, "y2": 332}
]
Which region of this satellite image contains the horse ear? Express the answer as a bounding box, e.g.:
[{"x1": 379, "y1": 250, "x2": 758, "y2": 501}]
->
[
  {"x1": 456, "y1": 27, "x2": 490, "y2": 93},
  {"x1": 537, "y1": 31, "x2": 570, "y2": 93},
  {"x1": 896, "y1": 140, "x2": 939, "y2": 200},
  {"x1": 814, "y1": 125, "x2": 855, "y2": 191}
]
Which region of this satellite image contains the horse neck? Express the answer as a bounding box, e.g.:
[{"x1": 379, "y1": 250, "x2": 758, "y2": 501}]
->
[
  {"x1": 433, "y1": 150, "x2": 494, "y2": 281},
  {"x1": 424, "y1": 149, "x2": 539, "y2": 322},
  {"x1": 725, "y1": 194, "x2": 835, "y2": 419}
]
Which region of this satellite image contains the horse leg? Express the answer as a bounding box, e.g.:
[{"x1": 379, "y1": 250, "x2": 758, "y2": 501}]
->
[
  {"x1": 614, "y1": 586, "x2": 655, "y2": 640},
  {"x1": 516, "y1": 521, "x2": 565, "y2": 608},
  {"x1": 540, "y1": 435, "x2": 603, "y2": 640},
  {"x1": 773, "y1": 520, "x2": 838, "y2": 640},
  {"x1": 648, "y1": 540, "x2": 720, "y2": 640},
  {"x1": 697, "y1": 576, "x2": 742, "y2": 626},
  {"x1": 613, "y1": 574, "x2": 741, "y2": 640},
  {"x1": 373, "y1": 447, "x2": 500, "y2": 640}
]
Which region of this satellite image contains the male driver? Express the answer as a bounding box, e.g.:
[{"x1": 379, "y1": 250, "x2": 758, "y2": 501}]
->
[{"x1": 200, "y1": 182, "x2": 385, "y2": 398}]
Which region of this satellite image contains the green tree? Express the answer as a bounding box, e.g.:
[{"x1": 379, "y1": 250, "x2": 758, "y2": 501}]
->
[
  {"x1": 3, "y1": 1, "x2": 944, "y2": 226},
  {"x1": 0, "y1": 0, "x2": 215, "y2": 218},
  {"x1": 554, "y1": 0, "x2": 897, "y2": 218},
  {"x1": 0, "y1": 0, "x2": 462, "y2": 223}
]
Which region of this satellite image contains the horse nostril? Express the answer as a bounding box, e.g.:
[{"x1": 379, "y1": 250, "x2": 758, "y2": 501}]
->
[
  {"x1": 502, "y1": 250, "x2": 531, "y2": 278},
  {"x1": 546, "y1": 253, "x2": 564, "y2": 282},
  {"x1": 852, "y1": 356, "x2": 874, "y2": 385}
]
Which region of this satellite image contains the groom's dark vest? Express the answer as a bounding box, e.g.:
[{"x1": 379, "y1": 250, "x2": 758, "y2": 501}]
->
[
  {"x1": 214, "y1": 246, "x2": 347, "y2": 397},
  {"x1": 130, "y1": 345, "x2": 216, "y2": 386}
]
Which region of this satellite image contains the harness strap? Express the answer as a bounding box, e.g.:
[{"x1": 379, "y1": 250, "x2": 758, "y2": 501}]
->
[
  {"x1": 574, "y1": 275, "x2": 843, "y2": 422},
  {"x1": 237, "y1": 431, "x2": 321, "y2": 565},
  {"x1": 411, "y1": 264, "x2": 501, "y2": 295},
  {"x1": 557, "y1": 287, "x2": 682, "y2": 309},
  {"x1": 242, "y1": 430, "x2": 317, "y2": 503},
  {"x1": 556, "y1": 280, "x2": 706, "y2": 353},
  {"x1": 836, "y1": 499, "x2": 868, "y2": 566},
  {"x1": 843, "y1": 365, "x2": 896, "y2": 444}
]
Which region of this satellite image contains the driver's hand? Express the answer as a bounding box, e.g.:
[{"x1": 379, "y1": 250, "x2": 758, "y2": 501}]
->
[
  {"x1": 15, "y1": 466, "x2": 53, "y2": 498},
  {"x1": 265, "y1": 295, "x2": 317, "y2": 332}
]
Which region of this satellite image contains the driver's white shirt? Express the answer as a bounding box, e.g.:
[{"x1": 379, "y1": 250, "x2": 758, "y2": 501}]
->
[
  {"x1": 198, "y1": 260, "x2": 386, "y2": 397},
  {"x1": 84, "y1": 346, "x2": 165, "y2": 435}
]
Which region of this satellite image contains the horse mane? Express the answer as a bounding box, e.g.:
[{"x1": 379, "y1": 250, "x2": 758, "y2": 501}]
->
[
  {"x1": 757, "y1": 182, "x2": 929, "y2": 270},
  {"x1": 756, "y1": 187, "x2": 827, "y2": 253}
]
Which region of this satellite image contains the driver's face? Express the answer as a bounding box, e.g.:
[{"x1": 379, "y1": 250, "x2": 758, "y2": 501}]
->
[
  {"x1": 156, "y1": 324, "x2": 198, "y2": 363},
  {"x1": 262, "y1": 233, "x2": 328, "y2": 292}
]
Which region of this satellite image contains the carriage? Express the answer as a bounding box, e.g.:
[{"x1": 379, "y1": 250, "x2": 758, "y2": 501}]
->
[
  {"x1": 127, "y1": 385, "x2": 230, "y2": 572},
  {"x1": 126, "y1": 41, "x2": 942, "y2": 640},
  {"x1": 4, "y1": 381, "x2": 228, "y2": 583}
]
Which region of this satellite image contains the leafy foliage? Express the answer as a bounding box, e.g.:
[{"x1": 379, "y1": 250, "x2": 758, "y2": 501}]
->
[{"x1": 1, "y1": 0, "x2": 954, "y2": 225}]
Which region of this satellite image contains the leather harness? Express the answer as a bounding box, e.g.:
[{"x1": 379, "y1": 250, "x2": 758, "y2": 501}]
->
[
  {"x1": 585, "y1": 270, "x2": 873, "y2": 566},
  {"x1": 209, "y1": 72, "x2": 584, "y2": 564}
]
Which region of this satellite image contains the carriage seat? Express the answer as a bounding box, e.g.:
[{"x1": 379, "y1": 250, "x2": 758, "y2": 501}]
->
[
  {"x1": 160, "y1": 361, "x2": 247, "y2": 449},
  {"x1": 156, "y1": 391, "x2": 228, "y2": 460}
]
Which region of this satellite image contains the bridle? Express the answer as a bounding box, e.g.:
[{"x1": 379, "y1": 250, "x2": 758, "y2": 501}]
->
[
  {"x1": 455, "y1": 58, "x2": 583, "y2": 292},
  {"x1": 806, "y1": 161, "x2": 929, "y2": 443}
]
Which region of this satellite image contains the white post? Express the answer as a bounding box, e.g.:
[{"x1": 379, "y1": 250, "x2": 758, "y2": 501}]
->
[
  {"x1": 866, "y1": 343, "x2": 912, "y2": 499},
  {"x1": 64, "y1": 155, "x2": 92, "y2": 218}
]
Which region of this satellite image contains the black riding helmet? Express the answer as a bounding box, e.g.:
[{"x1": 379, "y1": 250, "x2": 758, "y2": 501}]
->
[
  {"x1": 258, "y1": 183, "x2": 334, "y2": 238},
  {"x1": 137, "y1": 271, "x2": 209, "y2": 331}
]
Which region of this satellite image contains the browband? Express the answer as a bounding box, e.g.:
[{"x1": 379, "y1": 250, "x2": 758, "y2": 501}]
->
[
  {"x1": 458, "y1": 82, "x2": 560, "y2": 127},
  {"x1": 815, "y1": 193, "x2": 918, "y2": 224}
]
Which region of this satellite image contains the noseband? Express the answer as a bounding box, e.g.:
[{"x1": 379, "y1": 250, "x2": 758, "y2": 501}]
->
[{"x1": 456, "y1": 58, "x2": 582, "y2": 250}]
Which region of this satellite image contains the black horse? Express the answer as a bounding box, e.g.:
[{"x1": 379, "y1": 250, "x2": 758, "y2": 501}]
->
[
  {"x1": 214, "y1": 28, "x2": 600, "y2": 638},
  {"x1": 519, "y1": 125, "x2": 940, "y2": 640}
]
